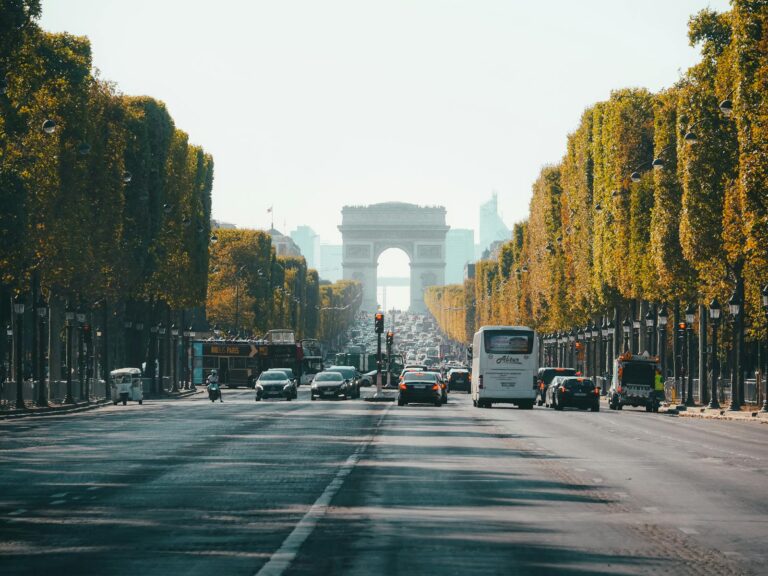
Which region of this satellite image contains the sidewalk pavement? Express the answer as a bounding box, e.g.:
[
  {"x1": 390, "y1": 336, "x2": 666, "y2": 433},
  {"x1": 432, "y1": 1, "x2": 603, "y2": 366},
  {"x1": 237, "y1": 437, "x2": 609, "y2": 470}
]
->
[
  {"x1": 660, "y1": 403, "x2": 768, "y2": 423},
  {"x1": 0, "y1": 388, "x2": 201, "y2": 421}
]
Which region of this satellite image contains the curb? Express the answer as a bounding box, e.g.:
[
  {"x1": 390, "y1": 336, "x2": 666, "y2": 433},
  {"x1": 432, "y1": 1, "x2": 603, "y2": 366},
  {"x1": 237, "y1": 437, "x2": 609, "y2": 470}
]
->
[
  {"x1": 0, "y1": 398, "x2": 111, "y2": 421},
  {"x1": 0, "y1": 388, "x2": 202, "y2": 421},
  {"x1": 674, "y1": 408, "x2": 768, "y2": 423}
]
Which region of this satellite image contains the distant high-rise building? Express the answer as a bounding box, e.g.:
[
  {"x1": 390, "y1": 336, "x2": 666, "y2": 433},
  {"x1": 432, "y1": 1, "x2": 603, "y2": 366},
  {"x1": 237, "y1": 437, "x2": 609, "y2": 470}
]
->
[
  {"x1": 290, "y1": 226, "x2": 319, "y2": 269},
  {"x1": 445, "y1": 229, "x2": 475, "y2": 284},
  {"x1": 319, "y1": 244, "x2": 342, "y2": 282},
  {"x1": 267, "y1": 228, "x2": 302, "y2": 258},
  {"x1": 479, "y1": 192, "x2": 510, "y2": 255}
]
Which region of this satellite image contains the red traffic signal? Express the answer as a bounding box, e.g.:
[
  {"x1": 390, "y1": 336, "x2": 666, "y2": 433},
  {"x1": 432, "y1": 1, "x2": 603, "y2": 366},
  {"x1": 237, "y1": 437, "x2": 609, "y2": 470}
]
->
[
  {"x1": 386, "y1": 331, "x2": 394, "y2": 345},
  {"x1": 374, "y1": 313, "x2": 384, "y2": 333}
]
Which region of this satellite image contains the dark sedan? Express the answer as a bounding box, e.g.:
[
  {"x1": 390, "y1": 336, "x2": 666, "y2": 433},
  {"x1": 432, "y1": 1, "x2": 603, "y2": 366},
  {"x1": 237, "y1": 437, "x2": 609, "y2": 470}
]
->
[
  {"x1": 311, "y1": 371, "x2": 355, "y2": 401},
  {"x1": 546, "y1": 376, "x2": 600, "y2": 412},
  {"x1": 255, "y1": 370, "x2": 296, "y2": 401},
  {"x1": 397, "y1": 371, "x2": 441, "y2": 407},
  {"x1": 536, "y1": 367, "x2": 577, "y2": 406},
  {"x1": 447, "y1": 369, "x2": 470, "y2": 393}
]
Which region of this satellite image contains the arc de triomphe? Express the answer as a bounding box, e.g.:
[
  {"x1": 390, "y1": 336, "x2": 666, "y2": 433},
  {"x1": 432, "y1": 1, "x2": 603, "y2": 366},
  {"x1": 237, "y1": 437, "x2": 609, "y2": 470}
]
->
[{"x1": 338, "y1": 202, "x2": 449, "y2": 313}]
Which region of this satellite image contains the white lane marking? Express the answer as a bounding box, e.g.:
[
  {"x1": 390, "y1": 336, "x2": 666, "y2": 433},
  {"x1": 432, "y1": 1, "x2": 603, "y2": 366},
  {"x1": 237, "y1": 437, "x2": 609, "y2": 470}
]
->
[
  {"x1": 51, "y1": 500, "x2": 66, "y2": 505},
  {"x1": 254, "y1": 405, "x2": 391, "y2": 576},
  {"x1": 592, "y1": 477, "x2": 604, "y2": 484},
  {"x1": 643, "y1": 506, "x2": 659, "y2": 513},
  {"x1": 679, "y1": 527, "x2": 699, "y2": 535},
  {"x1": 8, "y1": 509, "x2": 27, "y2": 516},
  {"x1": 51, "y1": 492, "x2": 68, "y2": 498}
]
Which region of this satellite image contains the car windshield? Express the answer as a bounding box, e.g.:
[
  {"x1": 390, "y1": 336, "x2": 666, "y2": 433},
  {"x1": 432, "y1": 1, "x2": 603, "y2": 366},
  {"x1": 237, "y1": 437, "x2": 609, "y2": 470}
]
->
[
  {"x1": 315, "y1": 372, "x2": 343, "y2": 382},
  {"x1": 260, "y1": 372, "x2": 287, "y2": 381},
  {"x1": 329, "y1": 367, "x2": 354, "y2": 378},
  {"x1": 272, "y1": 368, "x2": 293, "y2": 377},
  {"x1": 484, "y1": 330, "x2": 534, "y2": 354}
]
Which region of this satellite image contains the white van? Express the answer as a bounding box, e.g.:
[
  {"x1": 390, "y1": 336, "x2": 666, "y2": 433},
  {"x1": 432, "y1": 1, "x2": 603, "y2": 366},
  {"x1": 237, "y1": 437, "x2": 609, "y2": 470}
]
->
[{"x1": 471, "y1": 326, "x2": 538, "y2": 409}]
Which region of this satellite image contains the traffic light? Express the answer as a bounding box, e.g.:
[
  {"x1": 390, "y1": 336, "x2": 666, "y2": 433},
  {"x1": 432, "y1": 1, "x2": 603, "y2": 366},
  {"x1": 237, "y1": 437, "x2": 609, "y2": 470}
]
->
[
  {"x1": 374, "y1": 312, "x2": 384, "y2": 334},
  {"x1": 386, "y1": 331, "x2": 394, "y2": 346}
]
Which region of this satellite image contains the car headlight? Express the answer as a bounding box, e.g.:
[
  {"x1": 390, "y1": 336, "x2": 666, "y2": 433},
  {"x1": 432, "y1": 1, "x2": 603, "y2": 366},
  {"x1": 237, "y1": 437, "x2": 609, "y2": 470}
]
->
[
  {"x1": 311, "y1": 381, "x2": 318, "y2": 388},
  {"x1": 283, "y1": 383, "x2": 292, "y2": 391},
  {"x1": 256, "y1": 384, "x2": 263, "y2": 391}
]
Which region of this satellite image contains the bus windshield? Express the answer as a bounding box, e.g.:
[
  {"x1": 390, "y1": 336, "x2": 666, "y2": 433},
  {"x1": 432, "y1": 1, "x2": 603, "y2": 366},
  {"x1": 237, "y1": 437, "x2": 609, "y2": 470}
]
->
[{"x1": 484, "y1": 330, "x2": 534, "y2": 354}]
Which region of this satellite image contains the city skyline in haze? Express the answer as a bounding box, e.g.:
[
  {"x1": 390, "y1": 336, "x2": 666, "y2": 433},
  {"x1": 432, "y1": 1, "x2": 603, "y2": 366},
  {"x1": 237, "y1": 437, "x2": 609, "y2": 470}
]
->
[{"x1": 40, "y1": 0, "x2": 729, "y2": 248}]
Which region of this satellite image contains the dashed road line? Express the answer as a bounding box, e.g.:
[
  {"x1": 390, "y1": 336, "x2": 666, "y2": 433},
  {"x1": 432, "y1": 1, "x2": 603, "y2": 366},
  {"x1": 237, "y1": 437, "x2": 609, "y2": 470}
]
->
[{"x1": 254, "y1": 404, "x2": 391, "y2": 576}]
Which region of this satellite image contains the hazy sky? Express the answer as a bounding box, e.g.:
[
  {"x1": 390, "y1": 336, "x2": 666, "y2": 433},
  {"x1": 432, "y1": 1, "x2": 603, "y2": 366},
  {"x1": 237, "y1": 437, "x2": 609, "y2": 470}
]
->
[{"x1": 40, "y1": 0, "x2": 729, "y2": 246}]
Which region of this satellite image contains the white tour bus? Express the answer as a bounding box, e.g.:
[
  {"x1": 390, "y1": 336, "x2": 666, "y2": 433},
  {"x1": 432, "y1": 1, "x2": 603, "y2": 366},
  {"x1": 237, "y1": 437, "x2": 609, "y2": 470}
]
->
[{"x1": 471, "y1": 325, "x2": 538, "y2": 409}]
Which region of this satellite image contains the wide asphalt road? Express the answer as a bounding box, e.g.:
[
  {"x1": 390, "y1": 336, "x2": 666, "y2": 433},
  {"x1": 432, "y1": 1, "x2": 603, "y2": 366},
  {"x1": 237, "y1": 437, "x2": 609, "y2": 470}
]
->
[{"x1": 1, "y1": 387, "x2": 766, "y2": 575}]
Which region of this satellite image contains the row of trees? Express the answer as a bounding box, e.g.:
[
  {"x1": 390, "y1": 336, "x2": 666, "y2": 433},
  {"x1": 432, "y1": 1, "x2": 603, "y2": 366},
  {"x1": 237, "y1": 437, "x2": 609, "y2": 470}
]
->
[
  {"x1": 1, "y1": 3, "x2": 214, "y2": 312},
  {"x1": 206, "y1": 229, "x2": 362, "y2": 345},
  {"x1": 428, "y1": 3, "x2": 767, "y2": 357},
  {"x1": 1, "y1": 2, "x2": 214, "y2": 389}
]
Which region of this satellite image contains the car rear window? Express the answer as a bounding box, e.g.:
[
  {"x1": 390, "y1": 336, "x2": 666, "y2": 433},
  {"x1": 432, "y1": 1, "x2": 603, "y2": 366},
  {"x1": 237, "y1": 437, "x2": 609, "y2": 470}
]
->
[
  {"x1": 540, "y1": 368, "x2": 577, "y2": 385},
  {"x1": 563, "y1": 378, "x2": 593, "y2": 387},
  {"x1": 484, "y1": 330, "x2": 534, "y2": 354},
  {"x1": 404, "y1": 372, "x2": 438, "y2": 382},
  {"x1": 260, "y1": 372, "x2": 286, "y2": 381}
]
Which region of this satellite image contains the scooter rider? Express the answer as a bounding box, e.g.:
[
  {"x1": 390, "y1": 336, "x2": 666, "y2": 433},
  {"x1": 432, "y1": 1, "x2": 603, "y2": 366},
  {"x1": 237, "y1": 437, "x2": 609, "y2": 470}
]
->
[{"x1": 207, "y1": 369, "x2": 222, "y2": 402}]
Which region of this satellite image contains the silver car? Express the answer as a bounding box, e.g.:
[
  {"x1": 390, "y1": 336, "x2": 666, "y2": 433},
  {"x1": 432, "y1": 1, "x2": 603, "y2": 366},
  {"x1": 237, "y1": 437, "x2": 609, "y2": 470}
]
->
[
  {"x1": 255, "y1": 370, "x2": 297, "y2": 401},
  {"x1": 311, "y1": 371, "x2": 354, "y2": 401}
]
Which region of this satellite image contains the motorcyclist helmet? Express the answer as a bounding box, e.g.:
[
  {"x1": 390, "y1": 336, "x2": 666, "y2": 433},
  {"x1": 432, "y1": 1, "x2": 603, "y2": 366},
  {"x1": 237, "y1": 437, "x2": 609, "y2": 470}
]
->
[{"x1": 211, "y1": 369, "x2": 217, "y2": 376}]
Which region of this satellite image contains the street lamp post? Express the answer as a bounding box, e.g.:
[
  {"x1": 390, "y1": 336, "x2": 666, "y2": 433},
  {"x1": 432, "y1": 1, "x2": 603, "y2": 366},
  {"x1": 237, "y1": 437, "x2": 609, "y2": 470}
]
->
[
  {"x1": 35, "y1": 297, "x2": 48, "y2": 407},
  {"x1": 183, "y1": 326, "x2": 195, "y2": 390},
  {"x1": 645, "y1": 310, "x2": 654, "y2": 355},
  {"x1": 633, "y1": 318, "x2": 641, "y2": 354},
  {"x1": 5, "y1": 324, "x2": 12, "y2": 384},
  {"x1": 685, "y1": 304, "x2": 696, "y2": 407},
  {"x1": 600, "y1": 319, "x2": 610, "y2": 391},
  {"x1": 590, "y1": 323, "x2": 598, "y2": 380},
  {"x1": 761, "y1": 286, "x2": 768, "y2": 412},
  {"x1": 64, "y1": 304, "x2": 75, "y2": 404},
  {"x1": 158, "y1": 323, "x2": 166, "y2": 394},
  {"x1": 568, "y1": 330, "x2": 576, "y2": 368},
  {"x1": 149, "y1": 324, "x2": 158, "y2": 395},
  {"x1": 622, "y1": 318, "x2": 631, "y2": 352},
  {"x1": 13, "y1": 295, "x2": 25, "y2": 410},
  {"x1": 95, "y1": 327, "x2": 102, "y2": 397},
  {"x1": 171, "y1": 324, "x2": 179, "y2": 393},
  {"x1": 607, "y1": 321, "x2": 615, "y2": 374},
  {"x1": 728, "y1": 291, "x2": 742, "y2": 411},
  {"x1": 658, "y1": 306, "x2": 668, "y2": 377},
  {"x1": 76, "y1": 309, "x2": 86, "y2": 401},
  {"x1": 708, "y1": 299, "x2": 721, "y2": 410},
  {"x1": 676, "y1": 314, "x2": 687, "y2": 404}
]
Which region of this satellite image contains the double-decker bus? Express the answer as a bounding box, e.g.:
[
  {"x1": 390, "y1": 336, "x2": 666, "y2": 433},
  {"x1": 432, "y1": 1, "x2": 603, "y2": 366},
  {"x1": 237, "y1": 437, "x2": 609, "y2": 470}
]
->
[
  {"x1": 299, "y1": 338, "x2": 324, "y2": 384},
  {"x1": 191, "y1": 329, "x2": 303, "y2": 388}
]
